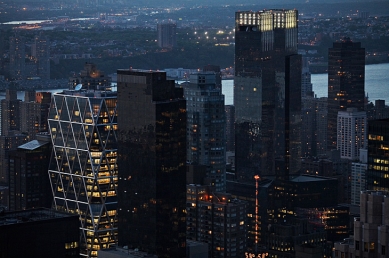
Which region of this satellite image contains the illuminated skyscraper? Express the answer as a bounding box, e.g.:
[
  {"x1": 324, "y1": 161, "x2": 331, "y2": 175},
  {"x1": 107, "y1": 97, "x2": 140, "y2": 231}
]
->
[
  {"x1": 48, "y1": 89, "x2": 118, "y2": 257},
  {"x1": 234, "y1": 9, "x2": 301, "y2": 181},
  {"x1": 117, "y1": 69, "x2": 186, "y2": 257},
  {"x1": 327, "y1": 38, "x2": 365, "y2": 151}
]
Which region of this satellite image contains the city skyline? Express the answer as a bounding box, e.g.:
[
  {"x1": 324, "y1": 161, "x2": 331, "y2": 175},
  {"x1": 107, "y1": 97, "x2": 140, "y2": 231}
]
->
[{"x1": 0, "y1": 1, "x2": 389, "y2": 258}]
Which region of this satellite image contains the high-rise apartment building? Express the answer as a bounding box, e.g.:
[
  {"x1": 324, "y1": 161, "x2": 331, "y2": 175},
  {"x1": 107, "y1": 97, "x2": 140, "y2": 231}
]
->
[
  {"x1": 337, "y1": 108, "x2": 367, "y2": 160},
  {"x1": 20, "y1": 91, "x2": 51, "y2": 140},
  {"x1": 0, "y1": 133, "x2": 27, "y2": 184},
  {"x1": 327, "y1": 38, "x2": 365, "y2": 151},
  {"x1": 31, "y1": 34, "x2": 50, "y2": 80},
  {"x1": 157, "y1": 23, "x2": 177, "y2": 48},
  {"x1": 48, "y1": 89, "x2": 118, "y2": 257},
  {"x1": 1, "y1": 89, "x2": 21, "y2": 136},
  {"x1": 9, "y1": 35, "x2": 25, "y2": 80},
  {"x1": 234, "y1": 9, "x2": 301, "y2": 181},
  {"x1": 117, "y1": 69, "x2": 186, "y2": 257},
  {"x1": 367, "y1": 119, "x2": 389, "y2": 192},
  {"x1": 184, "y1": 73, "x2": 226, "y2": 192}
]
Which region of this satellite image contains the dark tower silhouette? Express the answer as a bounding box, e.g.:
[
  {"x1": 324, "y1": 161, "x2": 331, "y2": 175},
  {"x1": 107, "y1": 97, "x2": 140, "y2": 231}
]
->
[
  {"x1": 117, "y1": 69, "x2": 186, "y2": 257},
  {"x1": 9, "y1": 34, "x2": 25, "y2": 80},
  {"x1": 31, "y1": 34, "x2": 50, "y2": 80},
  {"x1": 234, "y1": 9, "x2": 301, "y2": 181},
  {"x1": 8, "y1": 136, "x2": 52, "y2": 211},
  {"x1": 327, "y1": 38, "x2": 365, "y2": 151},
  {"x1": 1, "y1": 89, "x2": 21, "y2": 136}
]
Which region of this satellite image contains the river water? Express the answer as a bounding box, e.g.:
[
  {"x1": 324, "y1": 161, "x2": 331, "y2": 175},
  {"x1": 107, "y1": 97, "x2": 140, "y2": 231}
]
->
[
  {"x1": 2, "y1": 63, "x2": 388, "y2": 107},
  {"x1": 221, "y1": 63, "x2": 389, "y2": 106}
]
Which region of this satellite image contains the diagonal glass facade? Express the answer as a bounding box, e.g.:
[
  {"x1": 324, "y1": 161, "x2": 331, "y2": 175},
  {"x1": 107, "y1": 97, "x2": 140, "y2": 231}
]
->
[{"x1": 48, "y1": 90, "x2": 118, "y2": 258}]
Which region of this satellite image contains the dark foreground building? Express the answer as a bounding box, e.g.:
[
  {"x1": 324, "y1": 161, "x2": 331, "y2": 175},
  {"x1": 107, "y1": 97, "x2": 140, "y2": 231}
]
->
[
  {"x1": 117, "y1": 69, "x2": 186, "y2": 257},
  {"x1": 0, "y1": 208, "x2": 79, "y2": 258},
  {"x1": 8, "y1": 136, "x2": 52, "y2": 211},
  {"x1": 227, "y1": 175, "x2": 339, "y2": 252}
]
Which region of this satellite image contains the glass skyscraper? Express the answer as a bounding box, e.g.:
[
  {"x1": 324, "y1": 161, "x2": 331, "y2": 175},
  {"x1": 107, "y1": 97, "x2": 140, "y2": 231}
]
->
[
  {"x1": 327, "y1": 38, "x2": 365, "y2": 151},
  {"x1": 117, "y1": 69, "x2": 186, "y2": 257},
  {"x1": 234, "y1": 9, "x2": 301, "y2": 181},
  {"x1": 48, "y1": 89, "x2": 118, "y2": 257}
]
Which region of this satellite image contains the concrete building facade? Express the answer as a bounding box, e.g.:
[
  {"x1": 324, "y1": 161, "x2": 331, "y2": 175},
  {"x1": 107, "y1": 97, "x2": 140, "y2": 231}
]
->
[{"x1": 334, "y1": 191, "x2": 389, "y2": 258}]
